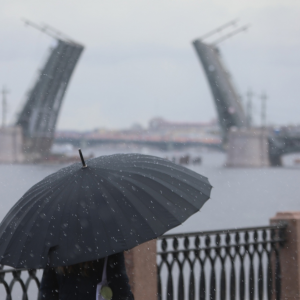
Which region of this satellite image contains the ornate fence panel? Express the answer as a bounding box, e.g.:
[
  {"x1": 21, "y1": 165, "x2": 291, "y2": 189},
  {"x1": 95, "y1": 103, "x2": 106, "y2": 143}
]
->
[
  {"x1": 157, "y1": 225, "x2": 286, "y2": 300},
  {"x1": 0, "y1": 224, "x2": 286, "y2": 300},
  {"x1": 0, "y1": 267, "x2": 41, "y2": 300}
]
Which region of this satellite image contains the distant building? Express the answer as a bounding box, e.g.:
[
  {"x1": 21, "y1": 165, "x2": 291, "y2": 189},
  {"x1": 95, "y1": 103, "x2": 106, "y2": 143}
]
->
[
  {"x1": 0, "y1": 127, "x2": 24, "y2": 163},
  {"x1": 148, "y1": 117, "x2": 220, "y2": 136},
  {"x1": 54, "y1": 117, "x2": 222, "y2": 149}
]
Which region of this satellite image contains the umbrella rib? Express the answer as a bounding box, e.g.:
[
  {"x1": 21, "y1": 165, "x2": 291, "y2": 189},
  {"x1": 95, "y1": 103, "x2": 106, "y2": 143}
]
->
[
  {"x1": 112, "y1": 177, "x2": 183, "y2": 236},
  {"x1": 118, "y1": 176, "x2": 210, "y2": 235},
  {"x1": 96, "y1": 158, "x2": 210, "y2": 192},
  {"x1": 78, "y1": 170, "x2": 117, "y2": 258},
  {"x1": 2, "y1": 173, "x2": 77, "y2": 268},
  {"x1": 0, "y1": 172, "x2": 73, "y2": 243},
  {"x1": 87, "y1": 170, "x2": 137, "y2": 251},
  {"x1": 113, "y1": 175, "x2": 197, "y2": 223},
  {"x1": 108, "y1": 170, "x2": 209, "y2": 231},
  {"x1": 19, "y1": 174, "x2": 78, "y2": 267},
  {"x1": 56, "y1": 176, "x2": 84, "y2": 266},
  {"x1": 98, "y1": 165, "x2": 210, "y2": 197},
  {"x1": 108, "y1": 155, "x2": 208, "y2": 181},
  {"x1": 91, "y1": 169, "x2": 164, "y2": 245},
  {"x1": 112, "y1": 170, "x2": 211, "y2": 208},
  {"x1": 0, "y1": 172, "x2": 75, "y2": 229},
  {"x1": 100, "y1": 173, "x2": 175, "y2": 235},
  {"x1": 121, "y1": 167, "x2": 210, "y2": 193},
  {"x1": 41, "y1": 174, "x2": 81, "y2": 267}
]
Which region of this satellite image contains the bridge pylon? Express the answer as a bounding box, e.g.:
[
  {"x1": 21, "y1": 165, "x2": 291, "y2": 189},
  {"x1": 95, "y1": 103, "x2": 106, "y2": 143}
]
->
[
  {"x1": 192, "y1": 22, "x2": 248, "y2": 144},
  {"x1": 16, "y1": 20, "x2": 84, "y2": 161}
]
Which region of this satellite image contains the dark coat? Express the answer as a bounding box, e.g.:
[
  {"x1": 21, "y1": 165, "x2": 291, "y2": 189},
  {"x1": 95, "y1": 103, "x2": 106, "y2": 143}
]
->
[{"x1": 40, "y1": 252, "x2": 134, "y2": 300}]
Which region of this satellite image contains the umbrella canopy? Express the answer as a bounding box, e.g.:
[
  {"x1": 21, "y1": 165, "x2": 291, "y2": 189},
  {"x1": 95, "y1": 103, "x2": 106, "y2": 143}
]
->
[{"x1": 0, "y1": 153, "x2": 212, "y2": 269}]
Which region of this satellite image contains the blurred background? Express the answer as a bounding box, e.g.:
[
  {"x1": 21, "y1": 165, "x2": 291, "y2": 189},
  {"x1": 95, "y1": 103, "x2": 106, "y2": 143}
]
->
[
  {"x1": 1, "y1": 0, "x2": 300, "y2": 129},
  {"x1": 0, "y1": 0, "x2": 299, "y2": 232}
]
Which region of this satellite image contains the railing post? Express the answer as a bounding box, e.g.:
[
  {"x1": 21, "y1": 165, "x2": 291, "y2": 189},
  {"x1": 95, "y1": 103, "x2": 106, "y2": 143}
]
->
[
  {"x1": 270, "y1": 212, "x2": 300, "y2": 300},
  {"x1": 124, "y1": 240, "x2": 157, "y2": 300}
]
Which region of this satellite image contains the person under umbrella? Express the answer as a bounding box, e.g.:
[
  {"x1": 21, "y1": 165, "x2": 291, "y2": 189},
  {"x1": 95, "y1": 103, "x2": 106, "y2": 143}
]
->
[
  {"x1": 40, "y1": 252, "x2": 133, "y2": 300},
  {"x1": 0, "y1": 151, "x2": 212, "y2": 300}
]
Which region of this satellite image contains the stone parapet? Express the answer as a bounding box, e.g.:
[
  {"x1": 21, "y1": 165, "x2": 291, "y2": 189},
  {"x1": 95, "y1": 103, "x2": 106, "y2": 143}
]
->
[
  {"x1": 270, "y1": 212, "x2": 300, "y2": 300},
  {"x1": 124, "y1": 239, "x2": 157, "y2": 300},
  {"x1": 226, "y1": 127, "x2": 270, "y2": 167},
  {"x1": 0, "y1": 126, "x2": 24, "y2": 163}
]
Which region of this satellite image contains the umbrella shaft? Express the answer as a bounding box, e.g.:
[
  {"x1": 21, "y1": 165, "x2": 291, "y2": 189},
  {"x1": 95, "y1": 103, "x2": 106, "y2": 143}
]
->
[{"x1": 79, "y1": 149, "x2": 87, "y2": 168}]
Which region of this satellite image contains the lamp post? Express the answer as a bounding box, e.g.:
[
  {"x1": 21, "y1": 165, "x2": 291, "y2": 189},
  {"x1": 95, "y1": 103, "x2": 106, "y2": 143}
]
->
[
  {"x1": 246, "y1": 88, "x2": 253, "y2": 128},
  {"x1": 1, "y1": 86, "x2": 9, "y2": 128},
  {"x1": 260, "y1": 92, "x2": 267, "y2": 129}
]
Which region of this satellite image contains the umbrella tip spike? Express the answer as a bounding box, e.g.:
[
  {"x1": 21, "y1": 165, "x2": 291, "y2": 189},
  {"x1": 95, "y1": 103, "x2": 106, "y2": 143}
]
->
[{"x1": 78, "y1": 149, "x2": 87, "y2": 168}]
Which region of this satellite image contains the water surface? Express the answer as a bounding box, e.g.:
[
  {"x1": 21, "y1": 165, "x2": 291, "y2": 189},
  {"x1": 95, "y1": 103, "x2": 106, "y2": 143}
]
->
[{"x1": 0, "y1": 149, "x2": 298, "y2": 233}]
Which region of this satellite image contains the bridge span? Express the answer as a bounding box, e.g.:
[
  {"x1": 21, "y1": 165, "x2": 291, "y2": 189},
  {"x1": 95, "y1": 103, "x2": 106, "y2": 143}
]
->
[
  {"x1": 54, "y1": 133, "x2": 222, "y2": 151},
  {"x1": 15, "y1": 21, "x2": 84, "y2": 161},
  {"x1": 268, "y1": 127, "x2": 300, "y2": 165},
  {"x1": 192, "y1": 22, "x2": 300, "y2": 166}
]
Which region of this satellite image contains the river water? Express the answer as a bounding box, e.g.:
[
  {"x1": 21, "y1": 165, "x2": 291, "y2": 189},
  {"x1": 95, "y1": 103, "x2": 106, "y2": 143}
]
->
[
  {"x1": 0, "y1": 147, "x2": 299, "y2": 233},
  {"x1": 0, "y1": 147, "x2": 299, "y2": 299}
]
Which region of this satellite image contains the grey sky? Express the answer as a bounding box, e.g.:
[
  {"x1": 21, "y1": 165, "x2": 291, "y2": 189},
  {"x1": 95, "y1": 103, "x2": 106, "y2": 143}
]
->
[{"x1": 1, "y1": 0, "x2": 300, "y2": 130}]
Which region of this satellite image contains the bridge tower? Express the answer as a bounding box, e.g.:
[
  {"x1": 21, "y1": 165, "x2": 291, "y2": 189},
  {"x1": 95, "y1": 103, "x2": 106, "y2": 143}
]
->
[
  {"x1": 192, "y1": 22, "x2": 248, "y2": 143},
  {"x1": 16, "y1": 20, "x2": 84, "y2": 160}
]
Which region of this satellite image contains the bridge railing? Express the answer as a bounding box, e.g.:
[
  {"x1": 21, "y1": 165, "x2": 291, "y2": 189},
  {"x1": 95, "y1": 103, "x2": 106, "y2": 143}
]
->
[
  {"x1": 0, "y1": 224, "x2": 287, "y2": 300},
  {"x1": 157, "y1": 225, "x2": 286, "y2": 300},
  {"x1": 0, "y1": 267, "x2": 41, "y2": 300}
]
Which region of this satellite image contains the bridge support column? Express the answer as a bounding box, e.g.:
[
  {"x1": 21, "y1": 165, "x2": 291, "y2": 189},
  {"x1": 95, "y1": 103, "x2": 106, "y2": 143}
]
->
[
  {"x1": 0, "y1": 127, "x2": 24, "y2": 163},
  {"x1": 226, "y1": 128, "x2": 270, "y2": 167},
  {"x1": 269, "y1": 153, "x2": 283, "y2": 167}
]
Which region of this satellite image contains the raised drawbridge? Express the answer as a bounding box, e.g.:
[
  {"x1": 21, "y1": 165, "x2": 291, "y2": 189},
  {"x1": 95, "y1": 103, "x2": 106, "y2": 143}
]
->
[
  {"x1": 192, "y1": 21, "x2": 248, "y2": 143},
  {"x1": 192, "y1": 22, "x2": 300, "y2": 166},
  {"x1": 16, "y1": 21, "x2": 84, "y2": 160}
]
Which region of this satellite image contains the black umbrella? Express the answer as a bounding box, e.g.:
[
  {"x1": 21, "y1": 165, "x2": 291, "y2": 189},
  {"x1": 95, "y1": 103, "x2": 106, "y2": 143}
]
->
[{"x1": 0, "y1": 152, "x2": 212, "y2": 269}]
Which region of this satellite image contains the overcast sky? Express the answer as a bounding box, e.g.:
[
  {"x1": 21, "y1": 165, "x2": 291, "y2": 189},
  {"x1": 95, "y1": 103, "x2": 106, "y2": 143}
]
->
[{"x1": 1, "y1": 0, "x2": 300, "y2": 130}]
